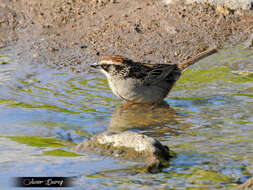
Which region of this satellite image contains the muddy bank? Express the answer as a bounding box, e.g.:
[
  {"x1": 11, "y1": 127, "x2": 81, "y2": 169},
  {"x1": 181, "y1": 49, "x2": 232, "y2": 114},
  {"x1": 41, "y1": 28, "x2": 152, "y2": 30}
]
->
[
  {"x1": 0, "y1": 0, "x2": 253, "y2": 71},
  {"x1": 172, "y1": 0, "x2": 253, "y2": 10}
]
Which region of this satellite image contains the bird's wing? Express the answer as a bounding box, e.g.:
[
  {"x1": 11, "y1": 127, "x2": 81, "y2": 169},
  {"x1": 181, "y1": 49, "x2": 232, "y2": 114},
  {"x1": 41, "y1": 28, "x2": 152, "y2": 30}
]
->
[{"x1": 144, "y1": 64, "x2": 178, "y2": 85}]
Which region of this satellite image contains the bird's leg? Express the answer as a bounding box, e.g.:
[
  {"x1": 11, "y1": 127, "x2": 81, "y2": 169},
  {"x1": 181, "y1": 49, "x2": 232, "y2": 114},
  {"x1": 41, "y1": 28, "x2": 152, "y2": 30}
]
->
[
  {"x1": 122, "y1": 101, "x2": 135, "y2": 108},
  {"x1": 147, "y1": 100, "x2": 170, "y2": 110},
  {"x1": 147, "y1": 103, "x2": 161, "y2": 110}
]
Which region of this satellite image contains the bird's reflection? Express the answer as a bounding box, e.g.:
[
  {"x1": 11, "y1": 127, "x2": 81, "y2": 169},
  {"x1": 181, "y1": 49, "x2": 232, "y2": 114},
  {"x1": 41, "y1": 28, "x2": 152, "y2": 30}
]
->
[{"x1": 108, "y1": 102, "x2": 187, "y2": 137}]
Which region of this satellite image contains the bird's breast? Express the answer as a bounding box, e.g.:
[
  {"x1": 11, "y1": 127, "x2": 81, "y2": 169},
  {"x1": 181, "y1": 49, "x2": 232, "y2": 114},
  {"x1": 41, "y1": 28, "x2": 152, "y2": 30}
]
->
[{"x1": 108, "y1": 78, "x2": 169, "y2": 103}]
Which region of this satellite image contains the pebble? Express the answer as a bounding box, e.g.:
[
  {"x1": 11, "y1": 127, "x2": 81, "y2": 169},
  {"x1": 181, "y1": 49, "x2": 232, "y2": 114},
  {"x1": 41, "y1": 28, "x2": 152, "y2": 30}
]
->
[
  {"x1": 216, "y1": 6, "x2": 231, "y2": 16},
  {"x1": 33, "y1": 53, "x2": 40, "y2": 58},
  {"x1": 49, "y1": 47, "x2": 58, "y2": 52},
  {"x1": 80, "y1": 45, "x2": 88, "y2": 49},
  {"x1": 0, "y1": 43, "x2": 6, "y2": 49}
]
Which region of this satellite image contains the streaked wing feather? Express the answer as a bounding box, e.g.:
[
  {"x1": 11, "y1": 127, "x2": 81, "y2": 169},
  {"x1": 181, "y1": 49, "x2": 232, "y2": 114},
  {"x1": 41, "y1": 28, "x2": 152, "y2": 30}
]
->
[{"x1": 144, "y1": 64, "x2": 177, "y2": 85}]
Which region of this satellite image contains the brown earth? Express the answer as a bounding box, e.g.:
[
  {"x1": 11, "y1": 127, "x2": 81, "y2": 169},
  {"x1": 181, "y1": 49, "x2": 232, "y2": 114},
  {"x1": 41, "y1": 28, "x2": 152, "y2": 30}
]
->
[{"x1": 0, "y1": 0, "x2": 253, "y2": 72}]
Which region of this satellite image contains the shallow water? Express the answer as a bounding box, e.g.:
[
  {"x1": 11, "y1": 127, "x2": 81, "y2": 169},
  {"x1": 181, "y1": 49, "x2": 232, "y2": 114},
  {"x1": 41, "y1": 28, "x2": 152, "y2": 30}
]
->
[{"x1": 0, "y1": 45, "x2": 252, "y2": 189}]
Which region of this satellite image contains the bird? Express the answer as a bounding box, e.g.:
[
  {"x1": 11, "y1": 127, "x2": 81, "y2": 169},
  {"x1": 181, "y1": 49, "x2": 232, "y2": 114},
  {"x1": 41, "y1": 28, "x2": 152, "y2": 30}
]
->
[{"x1": 91, "y1": 48, "x2": 217, "y2": 104}]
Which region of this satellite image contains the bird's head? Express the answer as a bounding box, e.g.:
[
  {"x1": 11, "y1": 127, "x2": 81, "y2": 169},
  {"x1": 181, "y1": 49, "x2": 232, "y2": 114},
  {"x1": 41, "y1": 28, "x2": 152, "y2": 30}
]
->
[{"x1": 91, "y1": 56, "x2": 126, "y2": 78}]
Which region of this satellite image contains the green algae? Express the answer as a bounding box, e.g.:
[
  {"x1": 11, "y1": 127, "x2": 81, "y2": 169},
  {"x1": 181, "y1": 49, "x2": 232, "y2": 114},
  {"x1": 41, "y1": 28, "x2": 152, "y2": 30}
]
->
[
  {"x1": 0, "y1": 98, "x2": 81, "y2": 114},
  {"x1": 32, "y1": 84, "x2": 58, "y2": 94},
  {"x1": 25, "y1": 120, "x2": 73, "y2": 128},
  {"x1": 7, "y1": 136, "x2": 74, "y2": 147},
  {"x1": 169, "y1": 150, "x2": 177, "y2": 157},
  {"x1": 171, "y1": 97, "x2": 205, "y2": 100},
  {"x1": 225, "y1": 138, "x2": 253, "y2": 143},
  {"x1": 210, "y1": 135, "x2": 253, "y2": 144},
  {"x1": 232, "y1": 70, "x2": 253, "y2": 77},
  {"x1": 233, "y1": 119, "x2": 253, "y2": 125},
  {"x1": 190, "y1": 169, "x2": 231, "y2": 183},
  {"x1": 6, "y1": 136, "x2": 82, "y2": 157},
  {"x1": 42, "y1": 149, "x2": 83, "y2": 157},
  {"x1": 163, "y1": 167, "x2": 237, "y2": 189},
  {"x1": 170, "y1": 142, "x2": 195, "y2": 149},
  {"x1": 232, "y1": 155, "x2": 245, "y2": 160},
  {"x1": 0, "y1": 61, "x2": 9, "y2": 65},
  {"x1": 74, "y1": 129, "x2": 93, "y2": 137},
  {"x1": 232, "y1": 93, "x2": 253, "y2": 98},
  {"x1": 174, "y1": 65, "x2": 253, "y2": 90},
  {"x1": 28, "y1": 121, "x2": 93, "y2": 136}
]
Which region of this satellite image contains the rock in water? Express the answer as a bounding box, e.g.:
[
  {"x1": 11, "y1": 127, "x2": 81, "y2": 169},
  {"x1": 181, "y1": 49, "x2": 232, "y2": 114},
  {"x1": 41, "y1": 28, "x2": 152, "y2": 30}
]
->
[
  {"x1": 240, "y1": 177, "x2": 253, "y2": 190},
  {"x1": 73, "y1": 131, "x2": 173, "y2": 173}
]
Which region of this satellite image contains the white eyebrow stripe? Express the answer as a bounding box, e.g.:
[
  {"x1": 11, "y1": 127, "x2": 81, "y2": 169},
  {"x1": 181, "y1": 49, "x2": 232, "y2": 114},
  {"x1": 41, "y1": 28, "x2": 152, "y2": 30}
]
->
[{"x1": 99, "y1": 60, "x2": 123, "y2": 65}]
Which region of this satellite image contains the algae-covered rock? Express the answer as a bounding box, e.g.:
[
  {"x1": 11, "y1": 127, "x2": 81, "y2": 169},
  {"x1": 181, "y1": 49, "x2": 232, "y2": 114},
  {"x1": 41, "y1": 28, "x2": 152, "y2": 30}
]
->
[{"x1": 73, "y1": 131, "x2": 172, "y2": 173}]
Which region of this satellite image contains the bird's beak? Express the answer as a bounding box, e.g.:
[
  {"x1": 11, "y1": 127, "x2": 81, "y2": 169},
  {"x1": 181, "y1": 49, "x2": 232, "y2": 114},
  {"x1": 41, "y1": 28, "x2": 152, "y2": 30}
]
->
[{"x1": 91, "y1": 62, "x2": 100, "y2": 69}]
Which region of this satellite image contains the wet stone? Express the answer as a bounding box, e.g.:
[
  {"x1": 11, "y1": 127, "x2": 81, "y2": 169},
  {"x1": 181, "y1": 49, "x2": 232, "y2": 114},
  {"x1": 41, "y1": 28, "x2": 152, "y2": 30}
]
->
[
  {"x1": 240, "y1": 177, "x2": 253, "y2": 190},
  {"x1": 243, "y1": 34, "x2": 253, "y2": 49},
  {"x1": 73, "y1": 131, "x2": 172, "y2": 173}
]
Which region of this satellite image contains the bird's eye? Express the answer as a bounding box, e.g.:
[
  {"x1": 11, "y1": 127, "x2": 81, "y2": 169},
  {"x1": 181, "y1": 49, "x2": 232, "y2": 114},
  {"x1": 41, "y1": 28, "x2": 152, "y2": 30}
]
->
[{"x1": 101, "y1": 64, "x2": 110, "y2": 71}]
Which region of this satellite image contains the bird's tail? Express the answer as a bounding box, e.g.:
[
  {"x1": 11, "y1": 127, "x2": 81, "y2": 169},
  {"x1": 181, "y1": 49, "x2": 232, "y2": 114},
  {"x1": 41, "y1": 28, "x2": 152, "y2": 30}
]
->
[{"x1": 178, "y1": 48, "x2": 217, "y2": 71}]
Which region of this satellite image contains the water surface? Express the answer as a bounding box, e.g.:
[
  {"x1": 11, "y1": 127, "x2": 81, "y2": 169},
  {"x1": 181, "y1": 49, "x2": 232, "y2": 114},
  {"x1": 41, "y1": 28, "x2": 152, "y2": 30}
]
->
[{"x1": 0, "y1": 45, "x2": 252, "y2": 189}]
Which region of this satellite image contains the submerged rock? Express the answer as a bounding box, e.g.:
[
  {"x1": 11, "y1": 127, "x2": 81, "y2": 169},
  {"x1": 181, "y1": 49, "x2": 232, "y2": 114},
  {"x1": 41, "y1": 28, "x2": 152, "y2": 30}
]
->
[{"x1": 73, "y1": 131, "x2": 172, "y2": 173}]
